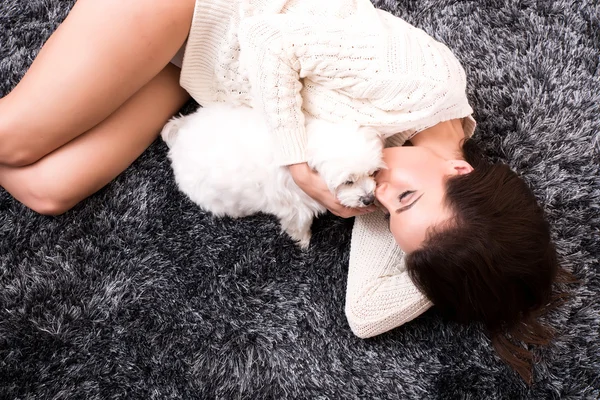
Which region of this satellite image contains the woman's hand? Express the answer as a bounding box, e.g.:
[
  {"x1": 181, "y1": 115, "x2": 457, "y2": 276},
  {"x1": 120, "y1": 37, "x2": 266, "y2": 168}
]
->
[{"x1": 288, "y1": 162, "x2": 377, "y2": 218}]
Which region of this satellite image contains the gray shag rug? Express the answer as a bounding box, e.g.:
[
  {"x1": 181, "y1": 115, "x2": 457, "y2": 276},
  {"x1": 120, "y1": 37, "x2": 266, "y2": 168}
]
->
[{"x1": 1, "y1": 0, "x2": 599, "y2": 398}]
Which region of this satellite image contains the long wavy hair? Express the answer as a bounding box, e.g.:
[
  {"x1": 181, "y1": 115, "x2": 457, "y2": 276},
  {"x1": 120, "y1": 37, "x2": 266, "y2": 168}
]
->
[{"x1": 405, "y1": 139, "x2": 576, "y2": 384}]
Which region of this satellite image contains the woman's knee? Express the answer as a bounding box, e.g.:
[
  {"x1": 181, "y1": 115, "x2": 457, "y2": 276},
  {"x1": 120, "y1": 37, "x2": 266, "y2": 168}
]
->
[
  {"x1": 12, "y1": 173, "x2": 77, "y2": 216},
  {"x1": 0, "y1": 115, "x2": 46, "y2": 167},
  {"x1": 26, "y1": 197, "x2": 72, "y2": 216},
  {"x1": 22, "y1": 188, "x2": 74, "y2": 216},
  {"x1": 0, "y1": 149, "x2": 43, "y2": 168}
]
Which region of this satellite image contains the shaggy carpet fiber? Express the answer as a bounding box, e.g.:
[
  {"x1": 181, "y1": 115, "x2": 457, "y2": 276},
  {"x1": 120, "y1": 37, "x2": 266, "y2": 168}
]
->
[{"x1": 1, "y1": 0, "x2": 599, "y2": 398}]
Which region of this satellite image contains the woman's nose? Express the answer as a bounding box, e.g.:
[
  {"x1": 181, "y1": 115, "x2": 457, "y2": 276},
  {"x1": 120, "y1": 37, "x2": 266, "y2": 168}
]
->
[
  {"x1": 374, "y1": 169, "x2": 387, "y2": 184},
  {"x1": 375, "y1": 183, "x2": 391, "y2": 214},
  {"x1": 375, "y1": 182, "x2": 388, "y2": 199}
]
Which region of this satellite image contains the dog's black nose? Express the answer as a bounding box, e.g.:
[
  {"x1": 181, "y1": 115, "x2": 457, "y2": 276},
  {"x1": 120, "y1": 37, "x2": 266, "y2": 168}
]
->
[{"x1": 360, "y1": 194, "x2": 375, "y2": 206}]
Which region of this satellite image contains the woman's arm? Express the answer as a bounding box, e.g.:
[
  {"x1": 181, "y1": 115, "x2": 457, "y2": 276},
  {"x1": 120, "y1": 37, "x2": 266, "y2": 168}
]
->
[
  {"x1": 238, "y1": 15, "x2": 308, "y2": 166},
  {"x1": 239, "y1": 15, "x2": 377, "y2": 217},
  {"x1": 345, "y1": 210, "x2": 433, "y2": 338}
]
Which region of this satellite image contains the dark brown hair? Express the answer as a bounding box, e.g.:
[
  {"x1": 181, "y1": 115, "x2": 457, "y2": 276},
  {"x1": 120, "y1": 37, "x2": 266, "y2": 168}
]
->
[{"x1": 405, "y1": 139, "x2": 575, "y2": 384}]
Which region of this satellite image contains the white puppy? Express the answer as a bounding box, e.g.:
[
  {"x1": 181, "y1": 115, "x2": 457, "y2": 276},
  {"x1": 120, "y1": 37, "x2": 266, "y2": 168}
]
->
[{"x1": 161, "y1": 104, "x2": 384, "y2": 248}]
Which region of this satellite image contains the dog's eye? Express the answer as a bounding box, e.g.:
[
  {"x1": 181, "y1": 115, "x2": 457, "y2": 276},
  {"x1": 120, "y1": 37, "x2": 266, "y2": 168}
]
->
[{"x1": 344, "y1": 180, "x2": 354, "y2": 185}]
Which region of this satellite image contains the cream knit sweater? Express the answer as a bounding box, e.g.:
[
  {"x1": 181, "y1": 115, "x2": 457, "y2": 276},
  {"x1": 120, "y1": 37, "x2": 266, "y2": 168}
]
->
[{"x1": 179, "y1": 0, "x2": 476, "y2": 338}]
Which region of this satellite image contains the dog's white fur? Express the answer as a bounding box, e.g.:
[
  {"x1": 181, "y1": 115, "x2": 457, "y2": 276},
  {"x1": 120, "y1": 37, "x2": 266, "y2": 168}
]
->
[{"x1": 161, "y1": 103, "x2": 384, "y2": 248}]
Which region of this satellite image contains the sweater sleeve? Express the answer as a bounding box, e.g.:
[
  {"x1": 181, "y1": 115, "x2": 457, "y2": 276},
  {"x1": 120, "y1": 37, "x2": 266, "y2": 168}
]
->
[
  {"x1": 345, "y1": 211, "x2": 433, "y2": 338},
  {"x1": 237, "y1": 16, "x2": 307, "y2": 166}
]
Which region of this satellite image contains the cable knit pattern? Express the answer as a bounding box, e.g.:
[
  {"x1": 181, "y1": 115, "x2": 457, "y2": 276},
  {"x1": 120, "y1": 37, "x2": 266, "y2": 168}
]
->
[
  {"x1": 179, "y1": 0, "x2": 477, "y2": 338},
  {"x1": 179, "y1": 0, "x2": 475, "y2": 165}
]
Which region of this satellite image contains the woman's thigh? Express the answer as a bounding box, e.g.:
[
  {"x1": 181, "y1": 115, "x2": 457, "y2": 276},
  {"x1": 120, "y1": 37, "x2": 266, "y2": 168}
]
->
[
  {"x1": 0, "y1": 0, "x2": 195, "y2": 166},
  {"x1": 0, "y1": 63, "x2": 190, "y2": 215}
]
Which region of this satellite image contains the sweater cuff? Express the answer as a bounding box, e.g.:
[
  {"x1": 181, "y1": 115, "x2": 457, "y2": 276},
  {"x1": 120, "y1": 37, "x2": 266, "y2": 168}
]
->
[
  {"x1": 275, "y1": 126, "x2": 308, "y2": 166},
  {"x1": 462, "y1": 114, "x2": 477, "y2": 138}
]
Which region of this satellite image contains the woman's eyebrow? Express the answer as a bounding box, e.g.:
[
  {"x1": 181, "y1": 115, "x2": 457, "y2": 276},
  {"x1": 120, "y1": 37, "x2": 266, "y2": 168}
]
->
[{"x1": 395, "y1": 194, "x2": 424, "y2": 214}]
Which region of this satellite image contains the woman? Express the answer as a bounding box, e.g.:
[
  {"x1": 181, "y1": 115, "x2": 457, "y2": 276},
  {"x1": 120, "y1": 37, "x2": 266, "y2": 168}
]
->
[{"x1": 0, "y1": 0, "x2": 571, "y2": 384}]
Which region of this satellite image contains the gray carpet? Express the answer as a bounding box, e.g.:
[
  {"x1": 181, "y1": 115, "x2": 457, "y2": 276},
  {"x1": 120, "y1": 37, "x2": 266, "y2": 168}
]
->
[{"x1": 1, "y1": 0, "x2": 599, "y2": 398}]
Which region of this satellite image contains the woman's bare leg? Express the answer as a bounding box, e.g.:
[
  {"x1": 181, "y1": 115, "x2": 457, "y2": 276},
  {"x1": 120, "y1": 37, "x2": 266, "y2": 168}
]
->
[
  {"x1": 0, "y1": 0, "x2": 195, "y2": 166},
  {"x1": 0, "y1": 63, "x2": 189, "y2": 215}
]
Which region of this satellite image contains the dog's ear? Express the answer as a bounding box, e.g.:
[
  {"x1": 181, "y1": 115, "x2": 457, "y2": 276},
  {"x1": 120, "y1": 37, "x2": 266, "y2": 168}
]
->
[{"x1": 160, "y1": 115, "x2": 184, "y2": 148}]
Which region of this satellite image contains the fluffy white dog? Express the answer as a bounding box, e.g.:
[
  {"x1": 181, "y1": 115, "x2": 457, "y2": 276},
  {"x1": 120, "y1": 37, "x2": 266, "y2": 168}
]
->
[{"x1": 161, "y1": 104, "x2": 384, "y2": 248}]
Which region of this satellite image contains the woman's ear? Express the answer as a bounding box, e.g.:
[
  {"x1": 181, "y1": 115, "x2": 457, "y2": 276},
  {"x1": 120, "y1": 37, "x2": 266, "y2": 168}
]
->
[{"x1": 446, "y1": 160, "x2": 474, "y2": 176}]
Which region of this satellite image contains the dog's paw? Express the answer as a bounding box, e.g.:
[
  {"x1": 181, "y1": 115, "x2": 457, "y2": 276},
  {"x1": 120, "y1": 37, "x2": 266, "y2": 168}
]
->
[
  {"x1": 297, "y1": 235, "x2": 311, "y2": 250},
  {"x1": 280, "y1": 215, "x2": 314, "y2": 250},
  {"x1": 287, "y1": 230, "x2": 311, "y2": 250}
]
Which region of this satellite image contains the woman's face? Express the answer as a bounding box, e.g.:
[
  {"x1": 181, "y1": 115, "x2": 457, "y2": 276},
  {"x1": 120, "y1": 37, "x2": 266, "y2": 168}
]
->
[{"x1": 374, "y1": 147, "x2": 473, "y2": 253}]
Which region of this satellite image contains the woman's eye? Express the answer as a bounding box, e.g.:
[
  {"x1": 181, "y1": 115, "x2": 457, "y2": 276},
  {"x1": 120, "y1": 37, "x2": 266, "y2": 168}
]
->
[{"x1": 398, "y1": 190, "x2": 416, "y2": 203}]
